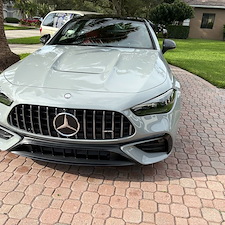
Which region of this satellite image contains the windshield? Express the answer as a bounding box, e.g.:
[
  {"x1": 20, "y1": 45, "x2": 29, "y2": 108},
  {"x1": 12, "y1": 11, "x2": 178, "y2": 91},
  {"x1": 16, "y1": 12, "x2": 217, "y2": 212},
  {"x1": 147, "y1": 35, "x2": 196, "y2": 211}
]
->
[{"x1": 49, "y1": 18, "x2": 154, "y2": 49}]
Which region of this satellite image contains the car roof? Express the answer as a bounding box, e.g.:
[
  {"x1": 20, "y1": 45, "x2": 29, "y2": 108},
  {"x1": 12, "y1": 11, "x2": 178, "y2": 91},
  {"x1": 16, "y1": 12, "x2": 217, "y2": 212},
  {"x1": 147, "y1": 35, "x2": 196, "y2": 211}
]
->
[
  {"x1": 47, "y1": 10, "x2": 100, "y2": 15},
  {"x1": 71, "y1": 14, "x2": 148, "y2": 22}
]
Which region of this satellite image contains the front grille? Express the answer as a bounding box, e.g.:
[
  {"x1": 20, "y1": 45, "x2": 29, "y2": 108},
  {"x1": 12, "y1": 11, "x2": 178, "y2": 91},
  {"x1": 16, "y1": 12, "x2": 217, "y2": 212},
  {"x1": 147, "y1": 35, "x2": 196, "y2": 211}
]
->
[{"x1": 8, "y1": 104, "x2": 135, "y2": 140}]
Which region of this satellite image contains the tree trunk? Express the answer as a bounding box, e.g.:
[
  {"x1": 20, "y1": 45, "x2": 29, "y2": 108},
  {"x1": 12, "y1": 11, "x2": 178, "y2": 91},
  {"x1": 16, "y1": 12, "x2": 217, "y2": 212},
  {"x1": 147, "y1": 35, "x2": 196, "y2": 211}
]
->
[{"x1": 0, "y1": 0, "x2": 20, "y2": 72}]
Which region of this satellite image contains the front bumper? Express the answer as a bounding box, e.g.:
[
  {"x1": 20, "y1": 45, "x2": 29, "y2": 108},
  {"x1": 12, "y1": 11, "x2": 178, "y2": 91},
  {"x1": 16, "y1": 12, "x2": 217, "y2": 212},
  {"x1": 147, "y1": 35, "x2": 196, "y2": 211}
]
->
[
  {"x1": 3, "y1": 132, "x2": 172, "y2": 166},
  {"x1": 0, "y1": 90, "x2": 181, "y2": 166}
]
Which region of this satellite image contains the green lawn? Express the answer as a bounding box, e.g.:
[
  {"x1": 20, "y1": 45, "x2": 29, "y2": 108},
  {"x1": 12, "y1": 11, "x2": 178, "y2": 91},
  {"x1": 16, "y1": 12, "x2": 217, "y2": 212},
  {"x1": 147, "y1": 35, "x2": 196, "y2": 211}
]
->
[
  {"x1": 20, "y1": 53, "x2": 30, "y2": 59},
  {"x1": 7, "y1": 36, "x2": 40, "y2": 44},
  {"x1": 4, "y1": 25, "x2": 34, "y2": 30},
  {"x1": 161, "y1": 38, "x2": 225, "y2": 88}
]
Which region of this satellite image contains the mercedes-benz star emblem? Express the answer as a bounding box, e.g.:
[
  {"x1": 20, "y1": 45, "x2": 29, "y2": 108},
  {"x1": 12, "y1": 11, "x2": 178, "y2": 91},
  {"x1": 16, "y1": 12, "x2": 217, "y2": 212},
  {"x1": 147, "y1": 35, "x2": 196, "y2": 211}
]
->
[{"x1": 53, "y1": 112, "x2": 80, "y2": 137}]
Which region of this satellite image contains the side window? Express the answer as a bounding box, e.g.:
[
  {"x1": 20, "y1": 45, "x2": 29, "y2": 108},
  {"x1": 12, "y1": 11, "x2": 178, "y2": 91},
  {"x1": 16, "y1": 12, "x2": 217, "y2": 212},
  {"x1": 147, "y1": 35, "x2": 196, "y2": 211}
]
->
[
  {"x1": 53, "y1": 13, "x2": 75, "y2": 28},
  {"x1": 42, "y1": 13, "x2": 56, "y2": 27},
  {"x1": 59, "y1": 13, "x2": 75, "y2": 27},
  {"x1": 200, "y1": 13, "x2": 215, "y2": 29}
]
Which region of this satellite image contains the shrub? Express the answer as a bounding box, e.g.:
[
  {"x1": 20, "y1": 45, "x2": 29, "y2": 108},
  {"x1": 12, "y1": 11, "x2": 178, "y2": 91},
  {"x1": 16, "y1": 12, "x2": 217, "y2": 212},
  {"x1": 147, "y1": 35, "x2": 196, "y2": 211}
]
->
[
  {"x1": 167, "y1": 25, "x2": 190, "y2": 39},
  {"x1": 19, "y1": 19, "x2": 40, "y2": 27},
  {"x1": 149, "y1": 0, "x2": 194, "y2": 25},
  {"x1": 4, "y1": 17, "x2": 20, "y2": 23}
]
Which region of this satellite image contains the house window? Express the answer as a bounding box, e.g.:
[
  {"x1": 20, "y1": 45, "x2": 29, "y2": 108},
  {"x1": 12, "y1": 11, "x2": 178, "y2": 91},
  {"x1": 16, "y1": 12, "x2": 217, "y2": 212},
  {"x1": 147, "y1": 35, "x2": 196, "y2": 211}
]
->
[{"x1": 201, "y1": 13, "x2": 215, "y2": 29}]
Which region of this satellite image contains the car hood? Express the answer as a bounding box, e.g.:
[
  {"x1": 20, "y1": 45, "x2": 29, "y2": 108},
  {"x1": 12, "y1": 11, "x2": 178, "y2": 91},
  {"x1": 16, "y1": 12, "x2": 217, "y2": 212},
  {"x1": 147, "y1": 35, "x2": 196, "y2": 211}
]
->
[{"x1": 4, "y1": 45, "x2": 169, "y2": 93}]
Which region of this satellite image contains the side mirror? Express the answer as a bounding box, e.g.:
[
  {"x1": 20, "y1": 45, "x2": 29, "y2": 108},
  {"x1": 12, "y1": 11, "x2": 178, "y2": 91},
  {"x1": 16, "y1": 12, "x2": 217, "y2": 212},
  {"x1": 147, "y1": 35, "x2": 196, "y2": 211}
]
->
[
  {"x1": 40, "y1": 34, "x2": 51, "y2": 45},
  {"x1": 162, "y1": 39, "x2": 176, "y2": 54}
]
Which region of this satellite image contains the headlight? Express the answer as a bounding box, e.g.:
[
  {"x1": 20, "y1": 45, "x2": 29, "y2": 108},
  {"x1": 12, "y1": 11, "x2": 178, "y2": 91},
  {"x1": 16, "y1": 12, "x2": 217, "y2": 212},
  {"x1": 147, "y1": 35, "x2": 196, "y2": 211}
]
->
[
  {"x1": 0, "y1": 92, "x2": 13, "y2": 106},
  {"x1": 131, "y1": 89, "x2": 176, "y2": 116}
]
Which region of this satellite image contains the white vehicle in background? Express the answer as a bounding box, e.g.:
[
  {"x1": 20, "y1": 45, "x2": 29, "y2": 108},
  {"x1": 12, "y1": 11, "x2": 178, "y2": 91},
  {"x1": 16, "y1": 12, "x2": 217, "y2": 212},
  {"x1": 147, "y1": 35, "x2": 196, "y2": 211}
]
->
[{"x1": 40, "y1": 10, "x2": 100, "y2": 36}]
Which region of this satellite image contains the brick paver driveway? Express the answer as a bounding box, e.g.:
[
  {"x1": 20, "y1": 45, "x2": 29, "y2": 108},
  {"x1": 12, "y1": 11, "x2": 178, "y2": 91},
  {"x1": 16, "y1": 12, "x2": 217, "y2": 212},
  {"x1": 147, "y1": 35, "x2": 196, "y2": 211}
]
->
[{"x1": 0, "y1": 66, "x2": 225, "y2": 225}]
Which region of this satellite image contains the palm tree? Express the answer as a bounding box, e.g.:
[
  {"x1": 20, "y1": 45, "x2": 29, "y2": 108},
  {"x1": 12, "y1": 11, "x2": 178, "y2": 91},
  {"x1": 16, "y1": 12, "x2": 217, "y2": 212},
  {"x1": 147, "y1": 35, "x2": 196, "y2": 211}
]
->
[{"x1": 0, "y1": 0, "x2": 20, "y2": 71}]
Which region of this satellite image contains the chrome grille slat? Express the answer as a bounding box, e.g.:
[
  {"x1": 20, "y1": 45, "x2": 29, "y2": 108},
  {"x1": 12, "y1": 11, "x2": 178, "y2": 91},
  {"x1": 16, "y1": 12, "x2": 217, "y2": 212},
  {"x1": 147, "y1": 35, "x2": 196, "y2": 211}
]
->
[
  {"x1": 21, "y1": 105, "x2": 27, "y2": 131},
  {"x1": 120, "y1": 115, "x2": 124, "y2": 138},
  {"x1": 102, "y1": 111, "x2": 105, "y2": 140},
  {"x1": 55, "y1": 108, "x2": 60, "y2": 137},
  {"x1": 46, "y1": 107, "x2": 51, "y2": 136},
  {"x1": 73, "y1": 109, "x2": 78, "y2": 139},
  {"x1": 29, "y1": 105, "x2": 35, "y2": 133},
  {"x1": 112, "y1": 112, "x2": 115, "y2": 139},
  {"x1": 38, "y1": 106, "x2": 43, "y2": 135},
  {"x1": 83, "y1": 110, "x2": 87, "y2": 139},
  {"x1": 9, "y1": 114, "x2": 13, "y2": 127},
  {"x1": 8, "y1": 105, "x2": 135, "y2": 140},
  {"x1": 15, "y1": 106, "x2": 19, "y2": 128},
  {"x1": 93, "y1": 110, "x2": 96, "y2": 139}
]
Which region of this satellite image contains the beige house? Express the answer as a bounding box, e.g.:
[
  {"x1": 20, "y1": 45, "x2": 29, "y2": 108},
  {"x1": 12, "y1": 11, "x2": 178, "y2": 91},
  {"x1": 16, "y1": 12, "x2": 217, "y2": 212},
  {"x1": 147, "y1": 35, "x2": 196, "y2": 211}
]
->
[{"x1": 184, "y1": 0, "x2": 225, "y2": 40}]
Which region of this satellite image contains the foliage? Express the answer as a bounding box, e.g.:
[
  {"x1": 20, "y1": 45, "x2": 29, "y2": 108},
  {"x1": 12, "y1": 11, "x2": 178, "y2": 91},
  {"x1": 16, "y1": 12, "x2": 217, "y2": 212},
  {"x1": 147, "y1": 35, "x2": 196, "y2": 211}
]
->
[
  {"x1": 35, "y1": 3, "x2": 51, "y2": 17},
  {"x1": 19, "y1": 18, "x2": 40, "y2": 27},
  {"x1": 24, "y1": 0, "x2": 163, "y2": 18},
  {"x1": 12, "y1": 0, "x2": 192, "y2": 22},
  {"x1": 11, "y1": 0, "x2": 167, "y2": 19},
  {"x1": 159, "y1": 38, "x2": 225, "y2": 88},
  {"x1": 149, "y1": 0, "x2": 194, "y2": 25},
  {"x1": 11, "y1": 0, "x2": 189, "y2": 19},
  {"x1": 3, "y1": 0, "x2": 15, "y2": 3},
  {"x1": 14, "y1": 0, "x2": 51, "y2": 18},
  {"x1": 38, "y1": 0, "x2": 78, "y2": 11},
  {"x1": 4, "y1": 17, "x2": 20, "y2": 23},
  {"x1": 14, "y1": 0, "x2": 32, "y2": 18},
  {"x1": 172, "y1": 0, "x2": 194, "y2": 24},
  {"x1": 167, "y1": 25, "x2": 190, "y2": 39},
  {"x1": 163, "y1": 0, "x2": 174, "y2": 3},
  {"x1": 7, "y1": 36, "x2": 40, "y2": 44},
  {"x1": 122, "y1": 0, "x2": 159, "y2": 17},
  {"x1": 149, "y1": 3, "x2": 174, "y2": 25}
]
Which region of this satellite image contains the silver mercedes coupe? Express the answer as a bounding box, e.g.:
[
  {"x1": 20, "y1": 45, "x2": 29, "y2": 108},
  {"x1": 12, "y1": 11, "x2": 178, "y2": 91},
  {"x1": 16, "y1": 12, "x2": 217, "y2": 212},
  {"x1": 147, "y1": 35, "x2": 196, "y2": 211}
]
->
[{"x1": 0, "y1": 15, "x2": 181, "y2": 166}]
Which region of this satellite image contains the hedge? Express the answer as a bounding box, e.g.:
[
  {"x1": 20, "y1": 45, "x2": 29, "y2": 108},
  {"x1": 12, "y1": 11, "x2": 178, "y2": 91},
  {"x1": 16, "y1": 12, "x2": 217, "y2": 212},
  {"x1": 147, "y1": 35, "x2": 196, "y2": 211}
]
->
[
  {"x1": 167, "y1": 25, "x2": 190, "y2": 39},
  {"x1": 4, "y1": 17, "x2": 20, "y2": 23}
]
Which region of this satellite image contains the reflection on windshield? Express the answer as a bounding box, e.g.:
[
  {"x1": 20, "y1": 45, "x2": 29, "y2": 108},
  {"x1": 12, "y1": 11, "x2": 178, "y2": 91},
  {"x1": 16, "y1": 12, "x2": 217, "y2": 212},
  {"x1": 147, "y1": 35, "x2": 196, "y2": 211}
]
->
[{"x1": 50, "y1": 18, "x2": 153, "y2": 49}]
